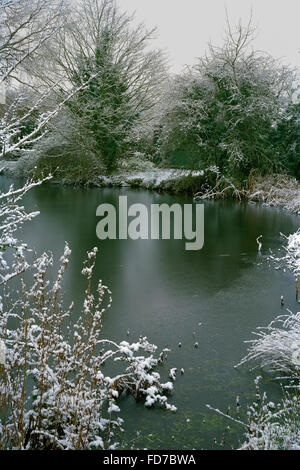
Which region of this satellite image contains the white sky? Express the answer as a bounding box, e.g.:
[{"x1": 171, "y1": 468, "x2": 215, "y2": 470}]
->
[{"x1": 118, "y1": 0, "x2": 300, "y2": 73}]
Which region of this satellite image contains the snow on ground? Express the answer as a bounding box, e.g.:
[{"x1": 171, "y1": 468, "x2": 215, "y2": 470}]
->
[{"x1": 96, "y1": 168, "x2": 204, "y2": 189}]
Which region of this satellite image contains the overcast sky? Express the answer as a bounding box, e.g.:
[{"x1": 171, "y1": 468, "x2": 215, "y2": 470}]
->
[{"x1": 119, "y1": 0, "x2": 300, "y2": 73}]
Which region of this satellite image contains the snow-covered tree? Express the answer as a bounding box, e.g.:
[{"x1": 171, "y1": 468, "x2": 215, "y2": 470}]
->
[
  {"x1": 0, "y1": 0, "x2": 119, "y2": 160},
  {"x1": 160, "y1": 18, "x2": 297, "y2": 179},
  {"x1": 0, "y1": 0, "x2": 67, "y2": 156},
  {"x1": 0, "y1": 0, "x2": 65, "y2": 84},
  {"x1": 31, "y1": 0, "x2": 167, "y2": 172}
]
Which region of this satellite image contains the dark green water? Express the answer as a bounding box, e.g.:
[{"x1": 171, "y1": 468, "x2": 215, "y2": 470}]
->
[{"x1": 1, "y1": 176, "x2": 300, "y2": 449}]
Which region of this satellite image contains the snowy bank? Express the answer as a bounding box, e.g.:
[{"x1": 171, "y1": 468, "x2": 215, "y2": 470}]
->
[
  {"x1": 2, "y1": 159, "x2": 300, "y2": 215},
  {"x1": 96, "y1": 168, "x2": 205, "y2": 191},
  {"x1": 0, "y1": 157, "x2": 213, "y2": 194}
]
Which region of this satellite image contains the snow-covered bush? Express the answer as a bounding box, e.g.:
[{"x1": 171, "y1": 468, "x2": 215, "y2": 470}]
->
[
  {"x1": 118, "y1": 153, "x2": 155, "y2": 172},
  {"x1": 159, "y1": 20, "x2": 297, "y2": 179},
  {"x1": 284, "y1": 230, "x2": 300, "y2": 274},
  {"x1": 0, "y1": 180, "x2": 176, "y2": 450},
  {"x1": 208, "y1": 376, "x2": 300, "y2": 450},
  {"x1": 240, "y1": 386, "x2": 300, "y2": 450},
  {"x1": 237, "y1": 312, "x2": 300, "y2": 383}
]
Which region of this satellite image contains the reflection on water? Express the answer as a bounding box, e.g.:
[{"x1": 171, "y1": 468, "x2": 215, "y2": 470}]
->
[{"x1": 1, "y1": 176, "x2": 300, "y2": 449}]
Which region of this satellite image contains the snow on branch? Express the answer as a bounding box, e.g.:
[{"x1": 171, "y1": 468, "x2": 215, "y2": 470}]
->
[{"x1": 0, "y1": 70, "x2": 103, "y2": 157}]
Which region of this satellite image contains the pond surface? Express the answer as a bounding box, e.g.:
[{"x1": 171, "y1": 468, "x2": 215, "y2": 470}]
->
[{"x1": 1, "y1": 176, "x2": 300, "y2": 449}]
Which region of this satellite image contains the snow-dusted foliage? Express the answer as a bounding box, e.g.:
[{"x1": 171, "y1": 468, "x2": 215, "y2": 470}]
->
[
  {"x1": 0, "y1": 0, "x2": 64, "y2": 83},
  {"x1": 159, "y1": 19, "x2": 296, "y2": 178},
  {"x1": 237, "y1": 312, "x2": 300, "y2": 382},
  {"x1": 209, "y1": 377, "x2": 300, "y2": 450},
  {"x1": 30, "y1": 0, "x2": 167, "y2": 172},
  {"x1": 0, "y1": 181, "x2": 176, "y2": 450},
  {"x1": 240, "y1": 390, "x2": 300, "y2": 450},
  {"x1": 0, "y1": 0, "x2": 65, "y2": 156},
  {"x1": 0, "y1": 176, "x2": 52, "y2": 285},
  {"x1": 0, "y1": 72, "x2": 107, "y2": 158},
  {"x1": 267, "y1": 226, "x2": 300, "y2": 280},
  {"x1": 283, "y1": 230, "x2": 300, "y2": 275},
  {"x1": 0, "y1": 1, "x2": 117, "y2": 159}
]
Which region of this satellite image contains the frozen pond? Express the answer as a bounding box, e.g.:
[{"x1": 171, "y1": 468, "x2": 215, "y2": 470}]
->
[{"x1": 1, "y1": 176, "x2": 300, "y2": 449}]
